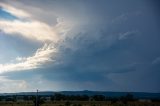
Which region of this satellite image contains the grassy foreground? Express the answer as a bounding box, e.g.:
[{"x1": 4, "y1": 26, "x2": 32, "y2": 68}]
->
[{"x1": 0, "y1": 101, "x2": 160, "y2": 106}]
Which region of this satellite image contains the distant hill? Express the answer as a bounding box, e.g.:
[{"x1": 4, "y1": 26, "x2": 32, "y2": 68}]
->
[
  {"x1": 0, "y1": 91, "x2": 160, "y2": 99},
  {"x1": 60, "y1": 91, "x2": 160, "y2": 99}
]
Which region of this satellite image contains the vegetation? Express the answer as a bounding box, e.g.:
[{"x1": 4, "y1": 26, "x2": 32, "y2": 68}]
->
[{"x1": 0, "y1": 93, "x2": 159, "y2": 106}]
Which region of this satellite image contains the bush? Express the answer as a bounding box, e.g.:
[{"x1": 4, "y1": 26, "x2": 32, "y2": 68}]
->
[{"x1": 65, "y1": 101, "x2": 71, "y2": 106}]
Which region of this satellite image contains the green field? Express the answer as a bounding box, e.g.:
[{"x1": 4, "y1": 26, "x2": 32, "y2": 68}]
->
[{"x1": 0, "y1": 101, "x2": 160, "y2": 106}]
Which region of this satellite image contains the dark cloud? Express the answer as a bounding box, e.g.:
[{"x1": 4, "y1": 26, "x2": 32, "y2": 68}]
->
[{"x1": 1, "y1": 0, "x2": 160, "y2": 92}]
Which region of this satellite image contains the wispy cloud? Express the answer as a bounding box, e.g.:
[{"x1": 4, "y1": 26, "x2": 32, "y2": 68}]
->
[
  {"x1": 0, "y1": 2, "x2": 57, "y2": 42},
  {"x1": 119, "y1": 31, "x2": 137, "y2": 40},
  {"x1": 0, "y1": 44, "x2": 56, "y2": 73},
  {"x1": 0, "y1": 3, "x2": 71, "y2": 74},
  {"x1": 0, "y1": 20, "x2": 59, "y2": 42},
  {"x1": 152, "y1": 57, "x2": 160, "y2": 64},
  {"x1": 0, "y1": 3, "x2": 31, "y2": 19}
]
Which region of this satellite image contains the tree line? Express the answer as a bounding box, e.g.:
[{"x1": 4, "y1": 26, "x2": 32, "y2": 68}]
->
[{"x1": 0, "y1": 93, "x2": 136, "y2": 102}]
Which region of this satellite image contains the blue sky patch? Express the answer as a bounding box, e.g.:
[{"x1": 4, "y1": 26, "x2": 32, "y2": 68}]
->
[{"x1": 0, "y1": 8, "x2": 17, "y2": 20}]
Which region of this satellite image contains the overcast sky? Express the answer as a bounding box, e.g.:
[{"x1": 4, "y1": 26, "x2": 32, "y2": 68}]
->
[{"x1": 0, "y1": 0, "x2": 160, "y2": 93}]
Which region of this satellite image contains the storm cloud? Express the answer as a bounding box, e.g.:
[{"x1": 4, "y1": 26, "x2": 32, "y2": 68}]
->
[{"x1": 0, "y1": 0, "x2": 160, "y2": 92}]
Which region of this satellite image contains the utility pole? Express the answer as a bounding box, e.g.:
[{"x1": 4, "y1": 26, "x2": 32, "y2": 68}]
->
[{"x1": 36, "y1": 89, "x2": 38, "y2": 106}]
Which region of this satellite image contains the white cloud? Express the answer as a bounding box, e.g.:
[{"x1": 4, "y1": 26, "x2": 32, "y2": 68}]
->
[
  {"x1": 0, "y1": 44, "x2": 56, "y2": 73},
  {"x1": 0, "y1": 2, "x2": 31, "y2": 19},
  {"x1": 0, "y1": 20, "x2": 60, "y2": 42},
  {"x1": 0, "y1": 1, "x2": 72, "y2": 43},
  {"x1": 0, "y1": 3, "x2": 72, "y2": 74},
  {"x1": 0, "y1": 2, "x2": 72, "y2": 42}
]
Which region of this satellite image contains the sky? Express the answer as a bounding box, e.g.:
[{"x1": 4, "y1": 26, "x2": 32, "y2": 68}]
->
[{"x1": 0, "y1": 0, "x2": 160, "y2": 93}]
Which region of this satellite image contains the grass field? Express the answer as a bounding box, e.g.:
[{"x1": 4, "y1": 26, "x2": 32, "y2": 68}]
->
[{"x1": 0, "y1": 101, "x2": 160, "y2": 106}]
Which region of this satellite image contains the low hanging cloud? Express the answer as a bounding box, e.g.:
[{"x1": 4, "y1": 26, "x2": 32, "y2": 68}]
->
[
  {"x1": 0, "y1": 3, "x2": 71, "y2": 74},
  {"x1": 0, "y1": 76, "x2": 28, "y2": 92}
]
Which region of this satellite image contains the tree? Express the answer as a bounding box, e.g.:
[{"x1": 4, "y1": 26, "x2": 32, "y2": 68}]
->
[
  {"x1": 65, "y1": 101, "x2": 71, "y2": 106},
  {"x1": 92, "y1": 95, "x2": 105, "y2": 101},
  {"x1": 0, "y1": 96, "x2": 3, "y2": 101},
  {"x1": 54, "y1": 93, "x2": 65, "y2": 101},
  {"x1": 120, "y1": 93, "x2": 134, "y2": 104}
]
